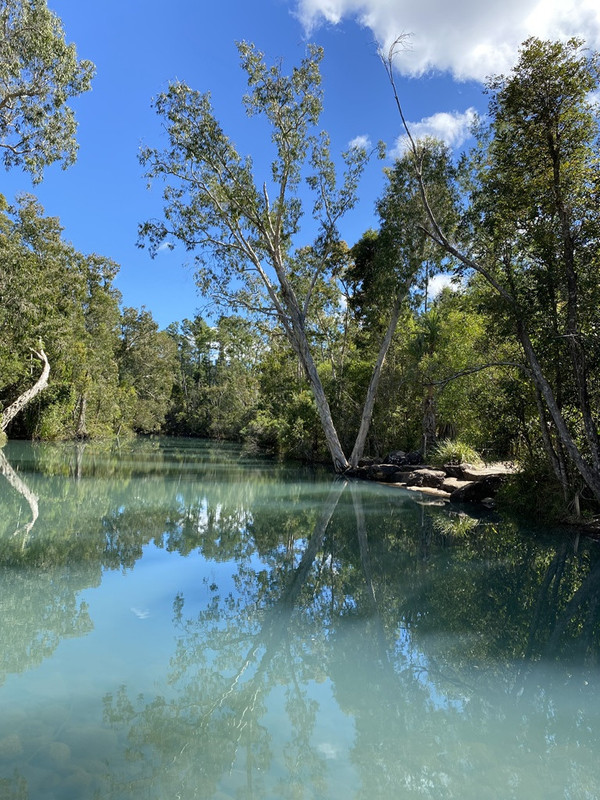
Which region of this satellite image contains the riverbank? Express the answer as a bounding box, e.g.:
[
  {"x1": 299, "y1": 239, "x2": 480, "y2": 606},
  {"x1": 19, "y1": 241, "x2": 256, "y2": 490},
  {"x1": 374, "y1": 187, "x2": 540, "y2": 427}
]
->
[
  {"x1": 347, "y1": 456, "x2": 600, "y2": 538},
  {"x1": 347, "y1": 459, "x2": 516, "y2": 508}
]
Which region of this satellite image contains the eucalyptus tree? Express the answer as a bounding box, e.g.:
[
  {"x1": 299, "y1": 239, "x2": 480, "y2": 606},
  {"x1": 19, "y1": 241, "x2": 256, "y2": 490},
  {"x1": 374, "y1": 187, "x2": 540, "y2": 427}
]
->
[
  {"x1": 385, "y1": 37, "x2": 600, "y2": 505},
  {"x1": 0, "y1": 0, "x2": 94, "y2": 434},
  {"x1": 0, "y1": 0, "x2": 94, "y2": 180},
  {"x1": 139, "y1": 42, "x2": 370, "y2": 472}
]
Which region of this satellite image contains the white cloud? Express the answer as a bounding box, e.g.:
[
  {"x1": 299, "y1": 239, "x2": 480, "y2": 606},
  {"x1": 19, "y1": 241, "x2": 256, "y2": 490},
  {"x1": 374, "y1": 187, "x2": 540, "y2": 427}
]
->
[
  {"x1": 348, "y1": 134, "x2": 372, "y2": 150},
  {"x1": 295, "y1": 0, "x2": 600, "y2": 81},
  {"x1": 428, "y1": 273, "x2": 455, "y2": 298},
  {"x1": 390, "y1": 107, "x2": 477, "y2": 157}
]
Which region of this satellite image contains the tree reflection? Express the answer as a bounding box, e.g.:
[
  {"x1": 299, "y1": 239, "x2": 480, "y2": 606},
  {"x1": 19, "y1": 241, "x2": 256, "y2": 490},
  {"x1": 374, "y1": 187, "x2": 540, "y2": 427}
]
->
[
  {"x1": 100, "y1": 478, "x2": 600, "y2": 799},
  {"x1": 0, "y1": 441, "x2": 600, "y2": 798},
  {"x1": 0, "y1": 449, "x2": 39, "y2": 542},
  {"x1": 103, "y1": 479, "x2": 346, "y2": 799},
  {"x1": 0, "y1": 439, "x2": 324, "y2": 684}
]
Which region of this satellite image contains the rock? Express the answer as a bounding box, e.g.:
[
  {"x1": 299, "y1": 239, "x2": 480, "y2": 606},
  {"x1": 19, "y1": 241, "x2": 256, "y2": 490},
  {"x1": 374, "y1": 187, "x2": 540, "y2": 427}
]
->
[
  {"x1": 386, "y1": 450, "x2": 407, "y2": 465},
  {"x1": 346, "y1": 465, "x2": 371, "y2": 479},
  {"x1": 450, "y1": 474, "x2": 506, "y2": 504},
  {"x1": 461, "y1": 464, "x2": 515, "y2": 481},
  {"x1": 389, "y1": 470, "x2": 412, "y2": 482},
  {"x1": 357, "y1": 456, "x2": 382, "y2": 467},
  {"x1": 441, "y1": 476, "x2": 471, "y2": 493},
  {"x1": 371, "y1": 464, "x2": 406, "y2": 482},
  {"x1": 405, "y1": 468, "x2": 446, "y2": 488},
  {"x1": 442, "y1": 462, "x2": 472, "y2": 479}
]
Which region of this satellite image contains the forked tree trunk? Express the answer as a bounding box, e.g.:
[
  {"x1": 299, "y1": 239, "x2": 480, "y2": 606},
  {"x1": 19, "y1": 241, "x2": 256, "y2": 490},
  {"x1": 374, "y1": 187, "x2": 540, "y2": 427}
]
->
[{"x1": 1, "y1": 349, "x2": 50, "y2": 432}]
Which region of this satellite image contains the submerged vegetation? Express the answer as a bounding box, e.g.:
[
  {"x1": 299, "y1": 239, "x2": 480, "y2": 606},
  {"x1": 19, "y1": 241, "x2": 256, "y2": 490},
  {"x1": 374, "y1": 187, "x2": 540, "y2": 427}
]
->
[{"x1": 1, "y1": 1, "x2": 599, "y2": 521}]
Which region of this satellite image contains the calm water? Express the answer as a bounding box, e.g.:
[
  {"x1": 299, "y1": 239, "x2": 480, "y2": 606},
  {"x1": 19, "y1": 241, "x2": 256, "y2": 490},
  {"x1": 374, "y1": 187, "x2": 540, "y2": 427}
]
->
[{"x1": 0, "y1": 438, "x2": 599, "y2": 799}]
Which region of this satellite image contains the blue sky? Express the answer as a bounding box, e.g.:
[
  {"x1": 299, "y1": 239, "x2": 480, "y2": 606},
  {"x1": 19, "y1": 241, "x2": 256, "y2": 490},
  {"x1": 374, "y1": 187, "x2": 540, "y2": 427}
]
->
[{"x1": 3, "y1": 0, "x2": 599, "y2": 328}]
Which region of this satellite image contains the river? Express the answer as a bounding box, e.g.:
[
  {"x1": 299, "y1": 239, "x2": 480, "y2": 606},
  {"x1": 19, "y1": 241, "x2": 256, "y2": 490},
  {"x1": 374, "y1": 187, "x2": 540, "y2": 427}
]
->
[{"x1": 0, "y1": 437, "x2": 598, "y2": 799}]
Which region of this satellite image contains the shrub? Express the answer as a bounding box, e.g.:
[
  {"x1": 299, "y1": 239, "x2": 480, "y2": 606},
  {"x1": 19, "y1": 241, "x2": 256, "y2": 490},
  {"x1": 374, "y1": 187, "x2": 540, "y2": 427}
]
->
[{"x1": 429, "y1": 439, "x2": 484, "y2": 467}]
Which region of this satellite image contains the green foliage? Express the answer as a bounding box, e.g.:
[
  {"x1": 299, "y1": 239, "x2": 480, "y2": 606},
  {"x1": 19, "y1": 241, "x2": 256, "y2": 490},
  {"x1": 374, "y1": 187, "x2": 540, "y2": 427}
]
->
[
  {"x1": 0, "y1": 196, "x2": 180, "y2": 441},
  {"x1": 139, "y1": 41, "x2": 367, "y2": 313},
  {"x1": 459, "y1": 37, "x2": 600, "y2": 502},
  {"x1": 118, "y1": 308, "x2": 178, "y2": 434},
  {"x1": 1, "y1": 22, "x2": 599, "y2": 515},
  {"x1": 241, "y1": 335, "x2": 328, "y2": 462},
  {"x1": 431, "y1": 512, "x2": 479, "y2": 540},
  {"x1": 496, "y1": 453, "x2": 568, "y2": 523},
  {"x1": 139, "y1": 41, "x2": 372, "y2": 471},
  {"x1": 0, "y1": 0, "x2": 95, "y2": 180},
  {"x1": 429, "y1": 439, "x2": 484, "y2": 468}
]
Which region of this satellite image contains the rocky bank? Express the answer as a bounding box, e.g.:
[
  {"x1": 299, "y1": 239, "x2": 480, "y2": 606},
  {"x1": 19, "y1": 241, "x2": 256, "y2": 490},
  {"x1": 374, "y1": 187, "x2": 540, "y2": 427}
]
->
[{"x1": 347, "y1": 450, "x2": 516, "y2": 507}]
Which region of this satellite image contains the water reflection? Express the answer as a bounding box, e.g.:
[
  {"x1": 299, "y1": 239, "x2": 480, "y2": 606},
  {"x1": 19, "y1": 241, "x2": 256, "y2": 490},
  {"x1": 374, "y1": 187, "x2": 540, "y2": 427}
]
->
[
  {"x1": 0, "y1": 449, "x2": 39, "y2": 542},
  {"x1": 0, "y1": 439, "x2": 599, "y2": 799}
]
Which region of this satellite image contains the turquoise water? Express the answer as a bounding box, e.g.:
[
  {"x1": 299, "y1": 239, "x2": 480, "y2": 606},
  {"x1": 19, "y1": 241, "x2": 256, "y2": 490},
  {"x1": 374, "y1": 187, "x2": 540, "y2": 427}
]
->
[{"x1": 0, "y1": 438, "x2": 599, "y2": 799}]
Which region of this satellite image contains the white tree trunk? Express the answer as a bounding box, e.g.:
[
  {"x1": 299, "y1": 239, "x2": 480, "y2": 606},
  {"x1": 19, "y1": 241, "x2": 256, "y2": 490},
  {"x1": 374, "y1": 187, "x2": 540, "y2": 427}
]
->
[
  {"x1": 1, "y1": 349, "x2": 50, "y2": 432},
  {"x1": 289, "y1": 321, "x2": 349, "y2": 472},
  {"x1": 349, "y1": 293, "x2": 403, "y2": 467},
  {"x1": 0, "y1": 449, "x2": 39, "y2": 542}
]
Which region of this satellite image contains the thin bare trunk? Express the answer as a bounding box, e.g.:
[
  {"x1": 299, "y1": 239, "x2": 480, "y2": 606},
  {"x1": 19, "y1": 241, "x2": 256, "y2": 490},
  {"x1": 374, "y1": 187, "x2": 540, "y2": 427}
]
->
[
  {"x1": 349, "y1": 291, "x2": 403, "y2": 467},
  {"x1": 422, "y1": 383, "x2": 437, "y2": 458},
  {"x1": 532, "y1": 384, "x2": 569, "y2": 498},
  {"x1": 76, "y1": 393, "x2": 88, "y2": 439},
  {"x1": 517, "y1": 323, "x2": 600, "y2": 502},
  {"x1": 284, "y1": 302, "x2": 349, "y2": 472}
]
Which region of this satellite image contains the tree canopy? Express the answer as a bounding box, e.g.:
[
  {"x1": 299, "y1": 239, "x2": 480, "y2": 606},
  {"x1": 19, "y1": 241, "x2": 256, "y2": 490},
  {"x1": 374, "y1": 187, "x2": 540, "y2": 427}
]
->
[
  {"x1": 2, "y1": 8, "x2": 600, "y2": 520},
  {"x1": 0, "y1": 0, "x2": 94, "y2": 180},
  {"x1": 139, "y1": 41, "x2": 372, "y2": 471}
]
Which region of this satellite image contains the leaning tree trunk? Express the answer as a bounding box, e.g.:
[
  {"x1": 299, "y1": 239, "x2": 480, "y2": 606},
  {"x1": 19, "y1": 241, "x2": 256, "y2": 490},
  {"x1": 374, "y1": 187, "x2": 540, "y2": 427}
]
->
[
  {"x1": 349, "y1": 291, "x2": 403, "y2": 468},
  {"x1": 1, "y1": 349, "x2": 50, "y2": 432},
  {"x1": 292, "y1": 325, "x2": 349, "y2": 472},
  {"x1": 381, "y1": 43, "x2": 600, "y2": 505}
]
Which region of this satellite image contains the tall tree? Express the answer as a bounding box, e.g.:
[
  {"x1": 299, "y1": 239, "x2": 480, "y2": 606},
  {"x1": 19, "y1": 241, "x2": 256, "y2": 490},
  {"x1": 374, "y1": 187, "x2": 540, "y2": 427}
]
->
[
  {"x1": 346, "y1": 141, "x2": 458, "y2": 464},
  {"x1": 0, "y1": 0, "x2": 94, "y2": 434},
  {"x1": 0, "y1": 0, "x2": 94, "y2": 180},
  {"x1": 165, "y1": 316, "x2": 215, "y2": 437},
  {"x1": 385, "y1": 37, "x2": 600, "y2": 504},
  {"x1": 139, "y1": 42, "x2": 369, "y2": 471}
]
